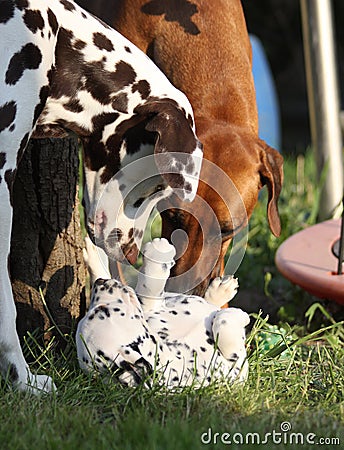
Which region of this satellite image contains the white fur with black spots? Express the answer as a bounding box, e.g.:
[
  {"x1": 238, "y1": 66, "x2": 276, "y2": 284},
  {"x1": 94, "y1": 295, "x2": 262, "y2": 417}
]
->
[
  {"x1": 77, "y1": 238, "x2": 249, "y2": 388},
  {"x1": 0, "y1": 0, "x2": 202, "y2": 393}
]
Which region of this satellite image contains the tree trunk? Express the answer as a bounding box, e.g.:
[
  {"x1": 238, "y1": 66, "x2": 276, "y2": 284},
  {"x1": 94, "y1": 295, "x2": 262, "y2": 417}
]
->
[{"x1": 10, "y1": 137, "x2": 87, "y2": 351}]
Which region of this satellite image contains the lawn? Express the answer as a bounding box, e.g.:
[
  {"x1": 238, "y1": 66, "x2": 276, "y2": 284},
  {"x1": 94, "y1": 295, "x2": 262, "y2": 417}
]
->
[{"x1": 1, "y1": 151, "x2": 343, "y2": 449}]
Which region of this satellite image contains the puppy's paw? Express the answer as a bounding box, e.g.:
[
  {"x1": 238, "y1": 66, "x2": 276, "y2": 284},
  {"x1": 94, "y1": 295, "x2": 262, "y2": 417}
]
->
[
  {"x1": 204, "y1": 275, "x2": 239, "y2": 307},
  {"x1": 84, "y1": 236, "x2": 111, "y2": 283},
  {"x1": 142, "y1": 238, "x2": 176, "y2": 265}
]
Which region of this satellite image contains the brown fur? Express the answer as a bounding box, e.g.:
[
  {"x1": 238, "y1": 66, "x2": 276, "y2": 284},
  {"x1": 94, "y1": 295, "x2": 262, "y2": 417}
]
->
[{"x1": 79, "y1": 0, "x2": 283, "y2": 295}]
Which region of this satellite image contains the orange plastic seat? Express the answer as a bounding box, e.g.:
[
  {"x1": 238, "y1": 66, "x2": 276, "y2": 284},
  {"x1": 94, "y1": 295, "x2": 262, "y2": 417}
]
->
[{"x1": 275, "y1": 219, "x2": 344, "y2": 304}]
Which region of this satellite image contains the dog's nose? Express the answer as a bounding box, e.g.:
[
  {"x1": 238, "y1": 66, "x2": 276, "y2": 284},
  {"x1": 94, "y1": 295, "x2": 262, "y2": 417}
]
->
[
  {"x1": 106, "y1": 228, "x2": 123, "y2": 248},
  {"x1": 122, "y1": 243, "x2": 139, "y2": 265}
]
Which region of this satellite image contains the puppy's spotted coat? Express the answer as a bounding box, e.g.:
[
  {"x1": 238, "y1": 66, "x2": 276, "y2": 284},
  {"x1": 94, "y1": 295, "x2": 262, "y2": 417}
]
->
[
  {"x1": 77, "y1": 238, "x2": 249, "y2": 388},
  {"x1": 0, "y1": 0, "x2": 202, "y2": 392}
]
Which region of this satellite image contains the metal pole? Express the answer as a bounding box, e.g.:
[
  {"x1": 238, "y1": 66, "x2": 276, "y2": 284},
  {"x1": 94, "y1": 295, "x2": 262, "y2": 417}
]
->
[
  {"x1": 337, "y1": 196, "x2": 344, "y2": 274},
  {"x1": 300, "y1": 0, "x2": 343, "y2": 219}
]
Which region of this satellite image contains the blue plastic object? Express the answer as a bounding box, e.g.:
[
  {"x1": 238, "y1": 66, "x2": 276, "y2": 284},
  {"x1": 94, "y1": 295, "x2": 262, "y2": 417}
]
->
[{"x1": 250, "y1": 35, "x2": 281, "y2": 151}]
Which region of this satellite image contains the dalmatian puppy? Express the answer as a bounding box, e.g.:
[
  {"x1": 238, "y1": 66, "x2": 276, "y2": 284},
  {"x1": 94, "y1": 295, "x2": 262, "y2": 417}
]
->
[
  {"x1": 77, "y1": 238, "x2": 250, "y2": 388},
  {"x1": 0, "y1": 0, "x2": 202, "y2": 393}
]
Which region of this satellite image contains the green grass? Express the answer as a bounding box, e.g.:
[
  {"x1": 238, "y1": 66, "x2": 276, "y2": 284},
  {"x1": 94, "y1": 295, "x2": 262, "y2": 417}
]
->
[
  {"x1": 0, "y1": 314, "x2": 343, "y2": 449},
  {"x1": 235, "y1": 150, "x2": 344, "y2": 326},
  {"x1": 1, "y1": 150, "x2": 344, "y2": 449}
]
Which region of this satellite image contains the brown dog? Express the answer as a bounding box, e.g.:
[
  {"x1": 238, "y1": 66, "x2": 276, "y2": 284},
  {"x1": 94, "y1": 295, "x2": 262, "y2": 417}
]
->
[{"x1": 78, "y1": 0, "x2": 283, "y2": 296}]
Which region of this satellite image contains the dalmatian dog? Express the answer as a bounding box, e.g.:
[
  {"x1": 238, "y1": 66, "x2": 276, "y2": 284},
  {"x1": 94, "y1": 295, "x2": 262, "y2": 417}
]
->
[
  {"x1": 0, "y1": 0, "x2": 203, "y2": 393},
  {"x1": 77, "y1": 238, "x2": 250, "y2": 388}
]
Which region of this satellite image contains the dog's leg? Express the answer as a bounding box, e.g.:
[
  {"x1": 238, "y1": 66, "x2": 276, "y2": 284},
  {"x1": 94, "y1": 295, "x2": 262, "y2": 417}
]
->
[
  {"x1": 83, "y1": 236, "x2": 112, "y2": 285},
  {"x1": 212, "y1": 308, "x2": 250, "y2": 382},
  {"x1": 0, "y1": 176, "x2": 55, "y2": 393},
  {"x1": 204, "y1": 275, "x2": 239, "y2": 307},
  {"x1": 136, "y1": 238, "x2": 176, "y2": 313}
]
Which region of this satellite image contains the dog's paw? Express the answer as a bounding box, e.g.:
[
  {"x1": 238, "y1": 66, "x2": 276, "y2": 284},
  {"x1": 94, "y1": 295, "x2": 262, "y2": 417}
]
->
[
  {"x1": 83, "y1": 236, "x2": 111, "y2": 283},
  {"x1": 142, "y1": 238, "x2": 176, "y2": 265},
  {"x1": 204, "y1": 275, "x2": 239, "y2": 307},
  {"x1": 83, "y1": 236, "x2": 103, "y2": 269},
  {"x1": 212, "y1": 308, "x2": 250, "y2": 332},
  {"x1": 24, "y1": 372, "x2": 56, "y2": 395}
]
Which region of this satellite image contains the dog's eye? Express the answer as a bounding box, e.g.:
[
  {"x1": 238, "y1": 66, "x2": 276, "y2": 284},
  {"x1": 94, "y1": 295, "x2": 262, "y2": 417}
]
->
[
  {"x1": 133, "y1": 185, "x2": 165, "y2": 208},
  {"x1": 133, "y1": 197, "x2": 145, "y2": 208},
  {"x1": 220, "y1": 218, "x2": 246, "y2": 239},
  {"x1": 220, "y1": 224, "x2": 234, "y2": 239},
  {"x1": 164, "y1": 209, "x2": 185, "y2": 226}
]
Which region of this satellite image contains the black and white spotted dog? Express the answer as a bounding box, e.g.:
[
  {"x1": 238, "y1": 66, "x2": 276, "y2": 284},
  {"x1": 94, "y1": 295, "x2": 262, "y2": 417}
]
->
[
  {"x1": 77, "y1": 238, "x2": 249, "y2": 388},
  {"x1": 0, "y1": 0, "x2": 202, "y2": 393}
]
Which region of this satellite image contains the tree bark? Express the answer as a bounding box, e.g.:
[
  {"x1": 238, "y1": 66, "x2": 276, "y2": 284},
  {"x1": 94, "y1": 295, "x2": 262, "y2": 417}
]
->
[{"x1": 10, "y1": 137, "x2": 87, "y2": 351}]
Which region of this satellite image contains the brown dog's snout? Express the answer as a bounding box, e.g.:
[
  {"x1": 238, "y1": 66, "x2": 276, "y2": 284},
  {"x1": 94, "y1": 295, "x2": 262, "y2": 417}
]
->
[
  {"x1": 160, "y1": 208, "x2": 228, "y2": 296},
  {"x1": 122, "y1": 242, "x2": 139, "y2": 265}
]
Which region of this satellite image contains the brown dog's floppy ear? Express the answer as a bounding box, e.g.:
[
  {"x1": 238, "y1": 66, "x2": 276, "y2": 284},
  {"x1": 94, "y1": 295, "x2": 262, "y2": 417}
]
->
[
  {"x1": 136, "y1": 100, "x2": 203, "y2": 202},
  {"x1": 259, "y1": 141, "x2": 284, "y2": 236}
]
